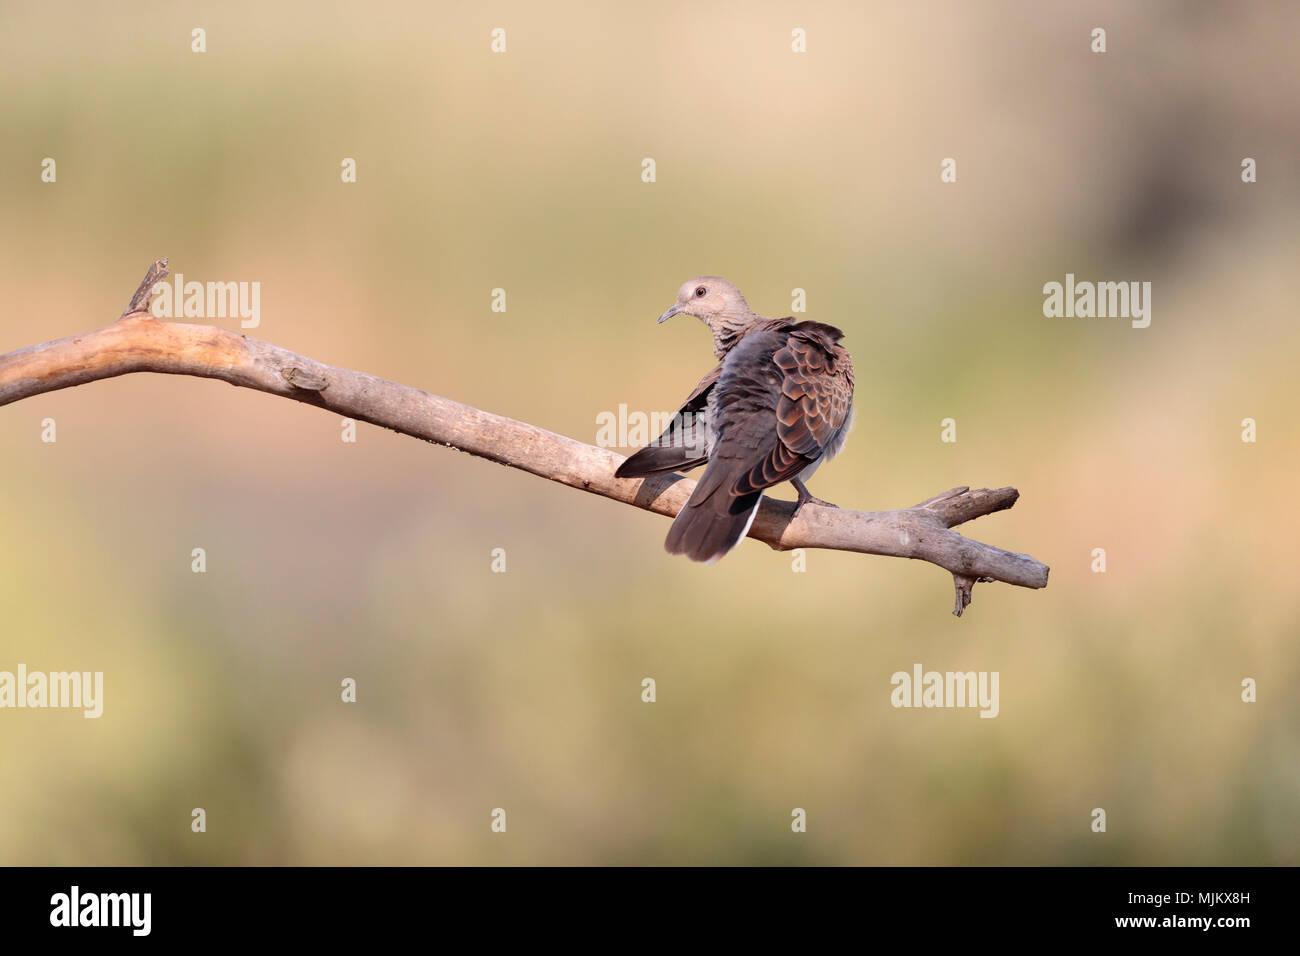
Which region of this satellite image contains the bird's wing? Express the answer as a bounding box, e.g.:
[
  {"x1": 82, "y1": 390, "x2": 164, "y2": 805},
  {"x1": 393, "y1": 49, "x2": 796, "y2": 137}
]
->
[
  {"x1": 664, "y1": 323, "x2": 852, "y2": 562},
  {"x1": 613, "y1": 364, "x2": 719, "y2": 478},
  {"x1": 747, "y1": 323, "x2": 853, "y2": 489},
  {"x1": 699, "y1": 324, "x2": 853, "y2": 500}
]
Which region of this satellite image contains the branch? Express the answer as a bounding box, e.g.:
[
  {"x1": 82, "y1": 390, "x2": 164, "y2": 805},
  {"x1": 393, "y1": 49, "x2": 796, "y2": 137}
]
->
[{"x1": 1, "y1": 261, "x2": 1049, "y2": 616}]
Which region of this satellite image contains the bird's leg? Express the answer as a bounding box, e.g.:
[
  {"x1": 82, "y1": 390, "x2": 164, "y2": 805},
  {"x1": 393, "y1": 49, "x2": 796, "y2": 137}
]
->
[{"x1": 791, "y1": 477, "x2": 838, "y2": 512}]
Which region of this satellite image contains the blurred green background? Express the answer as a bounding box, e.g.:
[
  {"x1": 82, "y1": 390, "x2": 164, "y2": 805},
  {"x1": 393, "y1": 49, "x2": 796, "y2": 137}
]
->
[{"x1": 1, "y1": 1, "x2": 1296, "y2": 864}]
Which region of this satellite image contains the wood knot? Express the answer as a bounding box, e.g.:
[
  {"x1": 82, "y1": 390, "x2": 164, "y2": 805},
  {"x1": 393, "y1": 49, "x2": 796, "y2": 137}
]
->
[{"x1": 281, "y1": 367, "x2": 328, "y2": 391}]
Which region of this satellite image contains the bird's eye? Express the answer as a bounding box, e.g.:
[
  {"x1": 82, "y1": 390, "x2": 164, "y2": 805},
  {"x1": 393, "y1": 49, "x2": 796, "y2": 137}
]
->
[{"x1": 695, "y1": 287, "x2": 706, "y2": 297}]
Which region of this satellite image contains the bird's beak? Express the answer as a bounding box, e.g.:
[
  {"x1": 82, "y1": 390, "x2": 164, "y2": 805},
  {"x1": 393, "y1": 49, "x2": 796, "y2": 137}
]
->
[{"x1": 657, "y1": 303, "x2": 683, "y2": 324}]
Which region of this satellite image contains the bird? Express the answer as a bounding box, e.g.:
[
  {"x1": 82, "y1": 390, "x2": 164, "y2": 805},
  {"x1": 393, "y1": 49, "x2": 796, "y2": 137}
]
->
[{"x1": 616, "y1": 277, "x2": 855, "y2": 563}]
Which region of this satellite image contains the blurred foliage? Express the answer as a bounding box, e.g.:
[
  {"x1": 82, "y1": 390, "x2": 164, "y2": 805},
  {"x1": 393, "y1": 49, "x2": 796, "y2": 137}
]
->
[{"x1": 0, "y1": 0, "x2": 1296, "y2": 864}]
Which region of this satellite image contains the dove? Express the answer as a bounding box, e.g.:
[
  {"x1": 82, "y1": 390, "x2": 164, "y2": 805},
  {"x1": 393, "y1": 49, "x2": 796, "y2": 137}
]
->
[{"x1": 616, "y1": 277, "x2": 855, "y2": 562}]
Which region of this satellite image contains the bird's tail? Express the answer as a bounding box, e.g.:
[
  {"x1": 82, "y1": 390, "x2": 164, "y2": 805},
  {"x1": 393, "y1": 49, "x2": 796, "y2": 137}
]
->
[{"x1": 664, "y1": 481, "x2": 763, "y2": 563}]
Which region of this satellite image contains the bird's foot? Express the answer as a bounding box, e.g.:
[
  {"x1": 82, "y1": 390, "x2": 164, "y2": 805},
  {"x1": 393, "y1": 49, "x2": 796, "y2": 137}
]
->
[
  {"x1": 795, "y1": 493, "x2": 838, "y2": 513},
  {"x1": 792, "y1": 478, "x2": 837, "y2": 513}
]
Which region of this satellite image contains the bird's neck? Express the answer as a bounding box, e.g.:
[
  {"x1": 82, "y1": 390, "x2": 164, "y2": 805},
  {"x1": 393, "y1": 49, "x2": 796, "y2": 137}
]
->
[{"x1": 709, "y1": 310, "x2": 762, "y2": 359}]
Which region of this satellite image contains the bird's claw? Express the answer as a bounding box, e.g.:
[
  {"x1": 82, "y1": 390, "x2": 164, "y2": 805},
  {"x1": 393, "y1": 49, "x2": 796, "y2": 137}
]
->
[{"x1": 794, "y1": 493, "x2": 838, "y2": 514}]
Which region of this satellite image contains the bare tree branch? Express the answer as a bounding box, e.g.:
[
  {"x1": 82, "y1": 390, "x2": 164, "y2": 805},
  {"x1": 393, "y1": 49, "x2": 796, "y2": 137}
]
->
[{"x1": 0, "y1": 261, "x2": 1049, "y2": 616}]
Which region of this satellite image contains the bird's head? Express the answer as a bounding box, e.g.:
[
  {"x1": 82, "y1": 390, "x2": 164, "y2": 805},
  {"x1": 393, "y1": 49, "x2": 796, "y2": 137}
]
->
[
  {"x1": 657, "y1": 277, "x2": 756, "y2": 356},
  {"x1": 658, "y1": 276, "x2": 747, "y2": 325}
]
